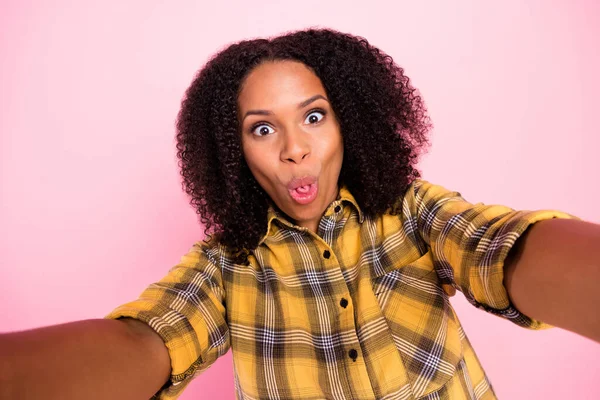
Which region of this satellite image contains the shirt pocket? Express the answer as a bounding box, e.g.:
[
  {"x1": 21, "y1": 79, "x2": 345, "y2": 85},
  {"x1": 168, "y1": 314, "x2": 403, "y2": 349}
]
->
[{"x1": 371, "y1": 251, "x2": 463, "y2": 398}]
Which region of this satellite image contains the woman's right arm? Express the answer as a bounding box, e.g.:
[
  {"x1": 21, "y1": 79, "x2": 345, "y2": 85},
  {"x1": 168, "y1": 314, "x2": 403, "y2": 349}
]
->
[{"x1": 0, "y1": 318, "x2": 170, "y2": 400}]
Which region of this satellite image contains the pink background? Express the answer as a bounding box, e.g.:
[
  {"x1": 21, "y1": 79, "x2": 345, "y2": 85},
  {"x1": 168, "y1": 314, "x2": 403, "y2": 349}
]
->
[{"x1": 1, "y1": 1, "x2": 599, "y2": 398}]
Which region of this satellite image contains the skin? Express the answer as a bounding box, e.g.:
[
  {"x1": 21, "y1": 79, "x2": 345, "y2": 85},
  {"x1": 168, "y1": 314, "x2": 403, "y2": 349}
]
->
[
  {"x1": 0, "y1": 318, "x2": 170, "y2": 399},
  {"x1": 504, "y1": 218, "x2": 600, "y2": 343},
  {"x1": 238, "y1": 60, "x2": 344, "y2": 233}
]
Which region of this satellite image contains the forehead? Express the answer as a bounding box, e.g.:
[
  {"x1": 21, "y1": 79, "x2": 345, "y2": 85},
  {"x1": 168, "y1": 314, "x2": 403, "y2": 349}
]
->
[{"x1": 238, "y1": 61, "x2": 327, "y2": 110}]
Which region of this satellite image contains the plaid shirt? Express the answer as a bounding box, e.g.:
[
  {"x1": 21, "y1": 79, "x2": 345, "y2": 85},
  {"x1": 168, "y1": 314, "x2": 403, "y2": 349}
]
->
[{"x1": 106, "y1": 179, "x2": 577, "y2": 399}]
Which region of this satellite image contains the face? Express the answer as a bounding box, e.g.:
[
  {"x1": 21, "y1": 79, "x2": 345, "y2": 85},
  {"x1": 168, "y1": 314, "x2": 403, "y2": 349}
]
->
[{"x1": 238, "y1": 61, "x2": 344, "y2": 233}]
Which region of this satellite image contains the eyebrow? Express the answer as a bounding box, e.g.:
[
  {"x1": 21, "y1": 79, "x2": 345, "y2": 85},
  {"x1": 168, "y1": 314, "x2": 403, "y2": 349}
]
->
[{"x1": 242, "y1": 94, "x2": 328, "y2": 122}]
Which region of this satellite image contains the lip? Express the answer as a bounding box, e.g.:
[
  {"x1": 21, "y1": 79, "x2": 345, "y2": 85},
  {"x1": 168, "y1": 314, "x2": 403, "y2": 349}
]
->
[
  {"x1": 287, "y1": 175, "x2": 317, "y2": 191},
  {"x1": 288, "y1": 181, "x2": 318, "y2": 205},
  {"x1": 286, "y1": 175, "x2": 319, "y2": 205}
]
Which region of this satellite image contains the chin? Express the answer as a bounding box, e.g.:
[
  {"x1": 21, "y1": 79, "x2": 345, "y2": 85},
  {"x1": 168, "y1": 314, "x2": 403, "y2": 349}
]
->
[{"x1": 293, "y1": 206, "x2": 323, "y2": 222}]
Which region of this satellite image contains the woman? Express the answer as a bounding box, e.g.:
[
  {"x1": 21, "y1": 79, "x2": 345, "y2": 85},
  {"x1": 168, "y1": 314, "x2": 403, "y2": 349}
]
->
[{"x1": 2, "y1": 28, "x2": 599, "y2": 400}]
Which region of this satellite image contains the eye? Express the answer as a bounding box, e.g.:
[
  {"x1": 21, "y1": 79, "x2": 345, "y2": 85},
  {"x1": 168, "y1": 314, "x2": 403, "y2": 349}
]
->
[
  {"x1": 304, "y1": 110, "x2": 325, "y2": 124},
  {"x1": 251, "y1": 124, "x2": 275, "y2": 137}
]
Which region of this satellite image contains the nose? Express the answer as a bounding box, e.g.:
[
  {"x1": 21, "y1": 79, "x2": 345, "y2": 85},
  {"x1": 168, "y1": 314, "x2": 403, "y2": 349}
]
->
[{"x1": 280, "y1": 127, "x2": 310, "y2": 164}]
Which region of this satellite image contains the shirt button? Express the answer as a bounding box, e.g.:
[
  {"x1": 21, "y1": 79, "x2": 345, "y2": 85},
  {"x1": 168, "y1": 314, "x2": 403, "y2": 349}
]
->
[
  {"x1": 323, "y1": 250, "x2": 331, "y2": 259},
  {"x1": 340, "y1": 298, "x2": 348, "y2": 308},
  {"x1": 348, "y1": 349, "x2": 358, "y2": 362},
  {"x1": 334, "y1": 205, "x2": 341, "y2": 213}
]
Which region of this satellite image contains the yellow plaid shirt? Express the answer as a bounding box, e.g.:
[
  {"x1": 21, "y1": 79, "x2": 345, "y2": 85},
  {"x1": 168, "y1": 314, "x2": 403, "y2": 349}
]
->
[{"x1": 106, "y1": 179, "x2": 577, "y2": 399}]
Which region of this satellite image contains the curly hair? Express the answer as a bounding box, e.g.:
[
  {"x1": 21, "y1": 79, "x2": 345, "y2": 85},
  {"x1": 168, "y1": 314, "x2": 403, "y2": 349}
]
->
[{"x1": 175, "y1": 28, "x2": 431, "y2": 258}]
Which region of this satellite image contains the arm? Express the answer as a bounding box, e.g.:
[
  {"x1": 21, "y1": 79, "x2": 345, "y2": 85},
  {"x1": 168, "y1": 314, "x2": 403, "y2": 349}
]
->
[
  {"x1": 104, "y1": 241, "x2": 231, "y2": 398},
  {"x1": 2, "y1": 241, "x2": 229, "y2": 400},
  {"x1": 404, "y1": 179, "x2": 580, "y2": 329},
  {"x1": 0, "y1": 318, "x2": 170, "y2": 400},
  {"x1": 504, "y1": 218, "x2": 600, "y2": 343}
]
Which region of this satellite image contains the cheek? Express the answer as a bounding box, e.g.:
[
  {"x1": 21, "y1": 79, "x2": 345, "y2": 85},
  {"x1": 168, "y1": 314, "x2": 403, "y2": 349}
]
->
[
  {"x1": 324, "y1": 130, "x2": 344, "y2": 162},
  {"x1": 242, "y1": 141, "x2": 260, "y2": 168},
  {"x1": 244, "y1": 145, "x2": 275, "y2": 180}
]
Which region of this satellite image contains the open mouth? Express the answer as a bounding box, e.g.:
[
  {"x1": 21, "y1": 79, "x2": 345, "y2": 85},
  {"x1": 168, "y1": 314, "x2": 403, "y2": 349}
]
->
[{"x1": 288, "y1": 182, "x2": 318, "y2": 205}]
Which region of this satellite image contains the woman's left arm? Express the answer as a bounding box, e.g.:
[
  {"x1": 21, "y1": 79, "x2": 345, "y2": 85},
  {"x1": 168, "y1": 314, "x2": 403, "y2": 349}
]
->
[{"x1": 504, "y1": 218, "x2": 600, "y2": 343}]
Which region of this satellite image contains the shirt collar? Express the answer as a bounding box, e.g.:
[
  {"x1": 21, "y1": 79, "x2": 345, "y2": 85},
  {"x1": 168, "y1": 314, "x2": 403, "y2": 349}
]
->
[{"x1": 259, "y1": 184, "x2": 364, "y2": 245}]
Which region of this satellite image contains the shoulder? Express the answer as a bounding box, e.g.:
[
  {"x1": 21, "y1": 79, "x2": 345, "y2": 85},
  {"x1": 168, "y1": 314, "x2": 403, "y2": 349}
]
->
[
  {"x1": 190, "y1": 234, "x2": 249, "y2": 267},
  {"x1": 383, "y1": 178, "x2": 427, "y2": 215},
  {"x1": 382, "y1": 178, "x2": 465, "y2": 218},
  {"x1": 399, "y1": 178, "x2": 464, "y2": 204}
]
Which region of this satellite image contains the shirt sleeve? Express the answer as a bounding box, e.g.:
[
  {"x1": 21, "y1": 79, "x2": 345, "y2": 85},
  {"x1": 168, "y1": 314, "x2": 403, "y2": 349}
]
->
[
  {"x1": 402, "y1": 179, "x2": 581, "y2": 330},
  {"x1": 105, "y1": 241, "x2": 230, "y2": 399}
]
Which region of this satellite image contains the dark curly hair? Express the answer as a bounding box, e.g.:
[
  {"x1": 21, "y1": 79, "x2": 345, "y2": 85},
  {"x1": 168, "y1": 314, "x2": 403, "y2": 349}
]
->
[{"x1": 175, "y1": 28, "x2": 431, "y2": 258}]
